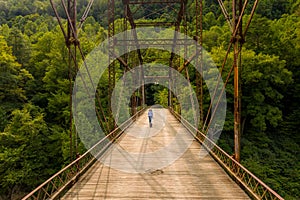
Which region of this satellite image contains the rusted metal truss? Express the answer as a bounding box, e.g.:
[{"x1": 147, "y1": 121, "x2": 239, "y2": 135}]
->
[
  {"x1": 22, "y1": 0, "x2": 284, "y2": 199},
  {"x1": 121, "y1": 0, "x2": 189, "y2": 107},
  {"x1": 50, "y1": 0, "x2": 111, "y2": 161}
]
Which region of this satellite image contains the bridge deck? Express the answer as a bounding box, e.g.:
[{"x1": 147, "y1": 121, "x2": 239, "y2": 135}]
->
[{"x1": 62, "y1": 108, "x2": 249, "y2": 199}]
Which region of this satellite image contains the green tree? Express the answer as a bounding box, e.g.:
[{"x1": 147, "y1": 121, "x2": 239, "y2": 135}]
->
[
  {"x1": 0, "y1": 35, "x2": 33, "y2": 131},
  {"x1": 0, "y1": 104, "x2": 63, "y2": 200},
  {"x1": 7, "y1": 27, "x2": 31, "y2": 68},
  {"x1": 27, "y1": 28, "x2": 70, "y2": 125},
  {"x1": 244, "y1": 15, "x2": 274, "y2": 54},
  {"x1": 210, "y1": 46, "x2": 292, "y2": 133},
  {"x1": 154, "y1": 88, "x2": 169, "y2": 107},
  {"x1": 256, "y1": 0, "x2": 295, "y2": 19}
]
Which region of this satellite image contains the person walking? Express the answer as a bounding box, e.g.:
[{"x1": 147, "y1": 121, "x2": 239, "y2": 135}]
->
[{"x1": 148, "y1": 109, "x2": 153, "y2": 127}]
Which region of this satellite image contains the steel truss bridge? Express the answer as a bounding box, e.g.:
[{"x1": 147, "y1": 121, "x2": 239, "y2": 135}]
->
[{"x1": 22, "y1": 0, "x2": 284, "y2": 199}]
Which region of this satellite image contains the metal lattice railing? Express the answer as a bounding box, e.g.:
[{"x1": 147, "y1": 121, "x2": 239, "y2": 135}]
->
[
  {"x1": 169, "y1": 109, "x2": 284, "y2": 200},
  {"x1": 22, "y1": 108, "x2": 146, "y2": 200}
]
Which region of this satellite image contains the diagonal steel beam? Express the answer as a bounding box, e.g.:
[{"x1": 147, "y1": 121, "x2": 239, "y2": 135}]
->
[
  {"x1": 217, "y1": 0, "x2": 233, "y2": 32},
  {"x1": 168, "y1": 0, "x2": 186, "y2": 107},
  {"x1": 169, "y1": 0, "x2": 186, "y2": 63},
  {"x1": 243, "y1": 0, "x2": 259, "y2": 37},
  {"x1": 123, "y1": 0, "x2": 145, "y2": 105},
  {"x1": 123, "y1": 0, "x2": 143, "y2": 66}
]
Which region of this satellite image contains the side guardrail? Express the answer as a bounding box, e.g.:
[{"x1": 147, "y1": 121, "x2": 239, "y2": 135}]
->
[
  {"x1": 169, "y1": 108, "x2": 284, "y2": 200},
  {"x1": 22, "y1": 108, "x2": 146, "y2": 200}
]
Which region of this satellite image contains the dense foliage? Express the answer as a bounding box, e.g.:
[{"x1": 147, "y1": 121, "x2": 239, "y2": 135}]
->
[{"x1": 0, "y1": 0, "x2": 299, "y2": 199}]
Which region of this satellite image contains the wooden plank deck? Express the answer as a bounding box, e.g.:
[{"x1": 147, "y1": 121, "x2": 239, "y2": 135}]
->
[{"x1": 62, "y1": 108, "x2": 249, "y2": 199}]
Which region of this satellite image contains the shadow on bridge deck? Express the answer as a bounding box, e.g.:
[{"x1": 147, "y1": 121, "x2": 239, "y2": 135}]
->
[{"x1": 62, "y1": 108, "x2": 249, "y2": 199}]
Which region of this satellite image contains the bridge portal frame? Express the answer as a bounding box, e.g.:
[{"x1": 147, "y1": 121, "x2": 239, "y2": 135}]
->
[{"x1": 49, "y1": 0, "x2": 261, "y2": 167}]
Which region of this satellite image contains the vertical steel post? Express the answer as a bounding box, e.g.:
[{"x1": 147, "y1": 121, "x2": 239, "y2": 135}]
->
[
  {"x1": 108, "y1": 0, "x2": 115, "y2": 84},
  {"x1": 195, "y1": 0, "x2": 203, "y2": 128},
  {"x1": 168, "y1": 62, "x2": 173, "y2": 108},
  {"x1": 141, "y1": 70, "x2": 145, "y2": 107},
  {"x1": 199, "y1": 0, "x2": 203, "y2": 127},
  {"x1": 67, "y1": 0, "x2": 77, "y2": 161},
  {"x1": 233, "y1": 0, "x2": 241, "y2": 162},
  {"x1": 108, "y1": 0, "x2": 115, "y2": 130},
  {"x1": 124, "y1": 1, "x2": 145, "y2": 108}
]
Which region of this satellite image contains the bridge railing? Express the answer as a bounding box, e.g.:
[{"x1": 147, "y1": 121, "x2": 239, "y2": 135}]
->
[
  {"x1": 22, "y1": 108, "x2": 146, "y2": 200},
  {"x1": 170, "y1": 109, "x2": 284, "y2": 200}
]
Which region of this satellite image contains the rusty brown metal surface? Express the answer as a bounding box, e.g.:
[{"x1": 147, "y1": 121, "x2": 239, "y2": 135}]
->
[{"x1": 195, "y1": 0, "x2": 203, "y2": 128}]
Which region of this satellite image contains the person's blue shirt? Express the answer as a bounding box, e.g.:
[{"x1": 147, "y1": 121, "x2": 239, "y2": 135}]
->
[{"x1": 148, "y1": 109, "x2": 153, "y2": 118}]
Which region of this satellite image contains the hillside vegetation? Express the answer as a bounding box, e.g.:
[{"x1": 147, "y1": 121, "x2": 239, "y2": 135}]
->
[{"x1": 0, "y1": 0, "x2": 299, "y2": 199}]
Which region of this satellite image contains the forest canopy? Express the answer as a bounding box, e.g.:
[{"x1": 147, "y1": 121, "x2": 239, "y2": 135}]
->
[{"x1": 0, "y1": 0, "x2": 299, "y2": 199}]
